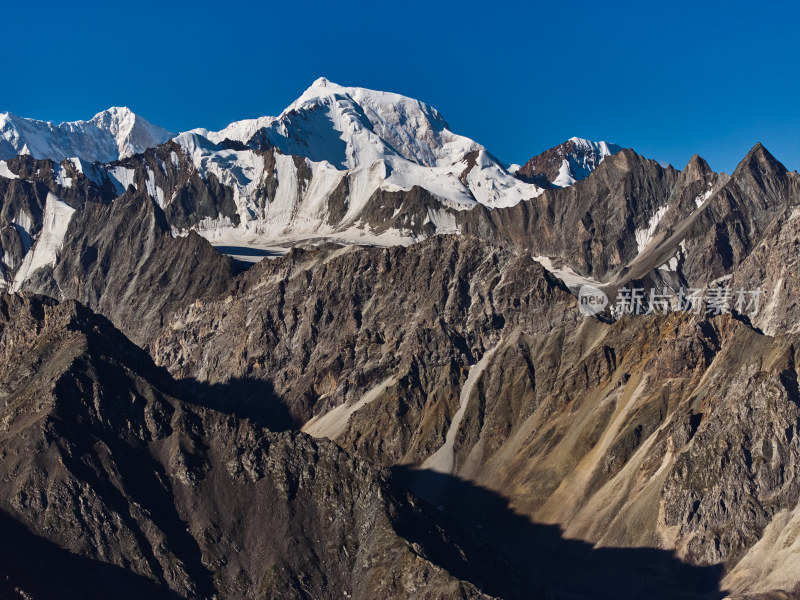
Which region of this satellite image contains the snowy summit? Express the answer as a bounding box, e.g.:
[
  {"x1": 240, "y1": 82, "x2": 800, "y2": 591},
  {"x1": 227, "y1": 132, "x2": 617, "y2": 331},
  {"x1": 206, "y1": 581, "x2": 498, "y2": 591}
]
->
[{"x1": 0, "y1": 107, "x2": 174, "y2": 163}]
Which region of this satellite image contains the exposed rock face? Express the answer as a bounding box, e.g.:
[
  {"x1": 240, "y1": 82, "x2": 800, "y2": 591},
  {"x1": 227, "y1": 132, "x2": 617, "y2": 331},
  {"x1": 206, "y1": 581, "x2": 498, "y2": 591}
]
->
[
  {"x1": 515, "y1": 137, "x2": 622, "y2": 188},
  {"x1": 609, "y1": 144, "x2": 800, "y2": 329},
  {"x1": 149, "y1": 236, "x2": 577, "y2": 433},
  {"x1": 0, "y1": 155, "x2": 119, "y2": 290},
  {"x1": 679, "y1": 144, "x2": 799, "y2": 285},
  {"x1": 462, "y1": 148, "x2": 683, "y2": 279},
  {"x1": 18, "y1": 189, "x2": 240, "y2": 346},
  {"x1": 140, "y1": 229, "x2": 800, "y2": 598},
  {"x1": 4, "y1": 91, "x2": 800, "y2": 598},
  {"x1": 0, "y1": 293, "x2": 516, "y2": 600},
  {"x1": 729, "y1": 205, "x2": 800, "y2": 336}
]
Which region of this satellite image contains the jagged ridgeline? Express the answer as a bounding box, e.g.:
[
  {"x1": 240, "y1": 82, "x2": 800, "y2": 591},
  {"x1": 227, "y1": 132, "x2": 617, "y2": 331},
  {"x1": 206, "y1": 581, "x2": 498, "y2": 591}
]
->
[{"x1": 1, "y1": 79, "x2": 800, "y2": 599}]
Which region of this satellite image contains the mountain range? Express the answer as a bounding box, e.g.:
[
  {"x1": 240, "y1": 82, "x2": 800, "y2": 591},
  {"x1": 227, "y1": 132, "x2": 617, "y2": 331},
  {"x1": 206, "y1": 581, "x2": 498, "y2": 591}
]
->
[{"x1": 1, "y1": 79, "x2": 800, "y2": 599}]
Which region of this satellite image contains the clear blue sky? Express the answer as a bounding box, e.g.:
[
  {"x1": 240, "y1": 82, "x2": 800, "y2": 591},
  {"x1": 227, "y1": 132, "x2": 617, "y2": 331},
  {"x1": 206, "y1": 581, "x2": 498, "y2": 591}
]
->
[{"x1": 2, "y1": 0, "x2": 798, "y2": 173}]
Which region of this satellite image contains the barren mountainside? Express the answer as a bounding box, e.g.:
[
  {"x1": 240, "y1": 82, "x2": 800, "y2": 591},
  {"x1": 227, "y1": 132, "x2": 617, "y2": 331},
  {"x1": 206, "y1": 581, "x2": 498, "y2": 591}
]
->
[{"x1": 1, "y1": 80, "x2": 800, "y2": 599}]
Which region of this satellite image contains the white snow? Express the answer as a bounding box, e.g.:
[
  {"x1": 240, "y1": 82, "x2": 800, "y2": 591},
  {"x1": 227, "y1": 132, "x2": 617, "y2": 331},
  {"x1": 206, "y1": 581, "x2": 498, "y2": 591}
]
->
[
  {"x1": 425, "y1": 208, "x2": 460, "y2": 234},
  {"x1": 635, "y1": 204, "x2": 669, "y2": 253},
  {"x1": 54, "y1": 163, "x2": 73, "y2": 188},
  {"x1": 166, "y1": 79, "x2": 551, "y2": 251},
  {"x1": 658, "y1": 255, "x2": 680, "y2": 272},
  {"x1": 186, "y1": 78, "x2": 545, "y2": 216},
  {"x1": 550, "y1": 137, "x2": 622, "y2": 188},
  {"x1": 172, "y1": 134, "x2": 539, "y2": 252},
  {"x1": 0, "y1": 160, "x2": 17, "y2": 179},
  {"x1": 12, "y1": 210, "x2": 33, "y2": 237},
  {"x1": 552, "y1": 159, "x2": 579, "y2": 187},
  {"x1": 3, "y1": 80, "x2": 617, "y2": 258},
  {"x1": 190, "y1": 115, "x2": 274, "y2": 146},
  {"x1": 533, "y1": 256, "x2": 603, "y2": 291},
  {"x1": 463, "y1": 149, "x2": 543, "y2": 207},
  {"x1": 201, "y1": 220, "x2": 417, "y2": 262},
  {"x1": 108, "y1": 166, "x2": 137, "y2": 195},
  {"x1": 695, "y1": 187, "x2": 714, "y2": 208},
  {"x1": 12, "y1": 193, "x2": 75, "y2": 291},
  {"x1": 145, "y1": 167, "x2": 164, "y2": 207},
  {"x1": 0, "y1": 107, "x2": 174, "y2": 163}
]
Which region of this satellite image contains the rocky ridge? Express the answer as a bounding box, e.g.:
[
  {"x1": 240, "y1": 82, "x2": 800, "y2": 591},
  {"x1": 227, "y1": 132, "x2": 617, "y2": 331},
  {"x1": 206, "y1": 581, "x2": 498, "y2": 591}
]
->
[{"x1": 0, "y1": 293, "x2": 524, "y2": 600}]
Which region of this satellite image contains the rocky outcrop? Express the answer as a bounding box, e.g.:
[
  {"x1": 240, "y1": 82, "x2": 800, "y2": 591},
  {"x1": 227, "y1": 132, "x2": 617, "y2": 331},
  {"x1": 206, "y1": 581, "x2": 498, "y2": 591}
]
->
[
  {"x1": 515, "y1": 137, "x2": 622, "y2": 188},
  {"x1": 0, "y1": 293, "x2": 520, "y2": 600},
  {"x1": 679, "y1": 144, "x2": 799, "y2": 285},
  {"x1": 141, "y1": 229, "x2": 800, "y2": 597},
  {"x1": 462, "y1": 149, "x2": 682, "y2": 279},
  {"x1": 19, "y1": 189, "x2": 241, "y2": 346},
  {"x1": 149, "y1": 235, "x2": 575, "y2": 427},
  {"x1": 0, "y1": 155, "x2": 119, "y2": 289}
]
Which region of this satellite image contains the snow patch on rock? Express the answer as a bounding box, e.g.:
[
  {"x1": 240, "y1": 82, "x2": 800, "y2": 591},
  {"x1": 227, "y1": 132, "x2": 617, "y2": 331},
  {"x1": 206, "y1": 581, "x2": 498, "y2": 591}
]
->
[
  {"x1": 12, "y1": 193, "x2": 76, "y2": 291},
  {"x1": 635, "y1": 205, "x2": 669, "y2": 253},
  {"x1": 0, "y1": 160, "x2": 18, "y2": 179}
]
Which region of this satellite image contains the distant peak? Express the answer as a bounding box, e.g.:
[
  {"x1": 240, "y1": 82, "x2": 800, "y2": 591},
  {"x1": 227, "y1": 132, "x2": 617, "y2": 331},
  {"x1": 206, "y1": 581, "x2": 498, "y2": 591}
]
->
[
  {"x1": 568, "y1": 136, "x2": 592, "y2": 145},
  {"x1": 683, "y1": 153, "x2": 713, "y2": 177},
  {"x1": 516, "y1": 137, "x2": 623, "y2": 187},
  {"x1": 0, "y1": 106, "x2": 173, "y2": 162},
  {"x1": 734, "y1": 142, "x2": 786, "y2": 177},
  {"x1": 741, "y1": 142, "x2": 776, "y2": 165},
  {"x1": 289, "y1": 78, "x2": 348, "y2": 110}
]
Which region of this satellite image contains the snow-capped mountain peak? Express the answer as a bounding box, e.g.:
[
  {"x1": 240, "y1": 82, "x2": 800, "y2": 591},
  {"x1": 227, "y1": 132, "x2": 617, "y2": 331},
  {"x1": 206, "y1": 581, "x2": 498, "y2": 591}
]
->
[
  {"x1": 516, "y1": 137, "x2": 622, "y2": 188},
  {"x1": 3, "y1": 80, "x2": 550, "y2": 261},
  {"x1": 88, "y1": 106, "x2": 175, "y2": 160},
  {"x1": 554, "y1": 137, "x2": 622, "y2": 186},
  {"x1": 172, "y1": 79, "x2": 542, "y2": 229},
  {"x1": 567, "y1": 137, "x2": 619, "y2": 160},
  {"x1": 192, "y1": 78, "x2": 481, "y2": 172},
  {"x1": 0, "y1": 107, "x2": 174, "y2": 163}
]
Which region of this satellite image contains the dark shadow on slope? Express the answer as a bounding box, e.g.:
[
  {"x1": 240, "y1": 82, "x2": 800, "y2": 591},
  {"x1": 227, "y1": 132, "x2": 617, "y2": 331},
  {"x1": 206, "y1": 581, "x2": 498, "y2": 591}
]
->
[
  {"x1": 391, "y1": 466, "x2": 726, "y2": 600},
  {"x1": 730, "y1": 310, "x2": 765, "y2": 335},
  {"x1": 47, "y1": 359, "x2": 219, "y2": 599},
  {"x1": 0, "y1": 511, "x2": 183, "y2": 600},
  {"x1": 213, "y1": 245, "x2": 284, "y2": 259},
  {"x1": 67, "y1": 303, "x2": 297, "y2": 433},
  {"x1": 177, "y1": 376, "x2": 299, "y2": 432}
]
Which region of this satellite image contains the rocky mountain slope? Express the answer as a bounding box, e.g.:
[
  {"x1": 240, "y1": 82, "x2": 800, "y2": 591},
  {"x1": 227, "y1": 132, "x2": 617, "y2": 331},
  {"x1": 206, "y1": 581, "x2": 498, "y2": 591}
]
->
[
  {"x1": 0, "y1": 293, "x2": 526, "y2": 600},
  {"x1": 139, "y1": 234, "x2": 800, "y2": 598},
  {"x1": 2, "y1": 79, "x2": 800, "y2": 598}
]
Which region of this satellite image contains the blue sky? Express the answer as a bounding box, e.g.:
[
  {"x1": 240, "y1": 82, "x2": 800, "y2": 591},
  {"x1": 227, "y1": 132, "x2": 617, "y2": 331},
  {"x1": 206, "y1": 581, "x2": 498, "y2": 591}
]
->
[{"x1": 2, "y1": 0, "x2": 798, "y2": 173}]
